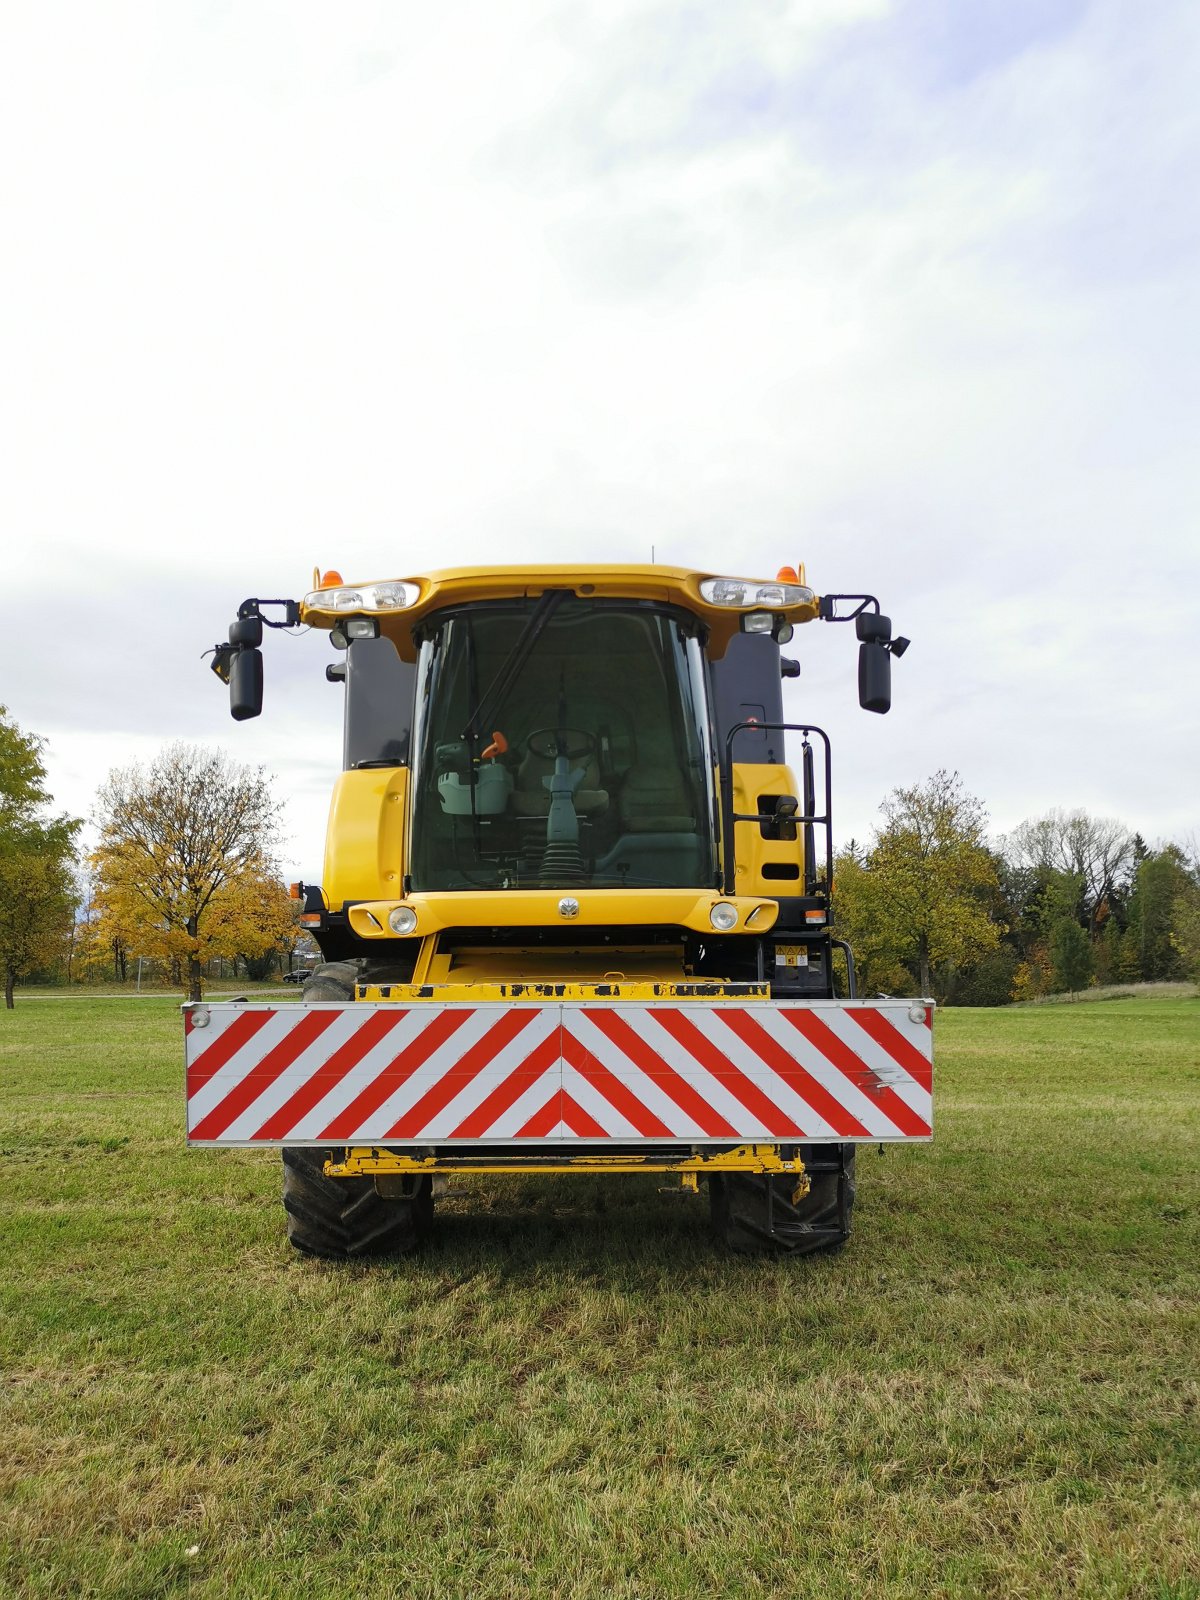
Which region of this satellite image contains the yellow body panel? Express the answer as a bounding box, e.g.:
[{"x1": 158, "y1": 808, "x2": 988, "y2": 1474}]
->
[
  {"x1": 300, "y1": 564, "x2": 820, "y2": 661},
  {"x1": 347, "y1": 888, "x2": 778, "y2": 938},
  {"x1": 360, "y1": 980, "x2": 768, "y2": 1002},
  {"x1": 322, "y1": 767, "x2": 408, "y2": 909},
  {"x1": 730, "y1": 761, "x2": 808, "y2": 898}
]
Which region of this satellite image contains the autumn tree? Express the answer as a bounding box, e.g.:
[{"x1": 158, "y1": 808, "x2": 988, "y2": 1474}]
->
[
  {"x1": 0, "y1": 708, "x2": 80, "y2": 1007},
  {"x1": 90, "y1": 744, "x2": 293, "y2": 1001},
  {"x1": 835, "y1": 770, "x2": 1001, "y2": 1000}
]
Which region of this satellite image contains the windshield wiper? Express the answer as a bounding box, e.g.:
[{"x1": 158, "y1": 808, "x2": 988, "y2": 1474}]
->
[{"x1": 461, "y1": 589, "x2": 569, "y2": 746}]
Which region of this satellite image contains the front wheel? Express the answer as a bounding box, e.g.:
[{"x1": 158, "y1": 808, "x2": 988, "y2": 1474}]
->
[
  {"x1": 709, "y1": 1144, "x2": 856, "y2": 1256},
  {"x1": 281, "y1": 961, "x2": 433, "y2": 1259},
  {"x1": 282, "y1": 1147, "x2": 432, "y2": 1259}
]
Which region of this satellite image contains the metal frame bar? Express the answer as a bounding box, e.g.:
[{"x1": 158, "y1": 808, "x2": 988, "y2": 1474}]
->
[
  {"x1": 326, "y1": 1142, "x2": 807, "y2": 1181},
  {"x1": 720, "y1": 722, "x2": 833, "y2": 896}
]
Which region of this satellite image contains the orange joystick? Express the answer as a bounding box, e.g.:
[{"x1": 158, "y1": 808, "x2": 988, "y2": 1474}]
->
[{"x1": 481, "y1": 731, "x2": 508, "y2": 761}]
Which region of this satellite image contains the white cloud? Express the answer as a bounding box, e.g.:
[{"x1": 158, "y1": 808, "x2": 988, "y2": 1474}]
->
[{"x1": 0, "y1": 0, "x2": 1196, "y2": 873}]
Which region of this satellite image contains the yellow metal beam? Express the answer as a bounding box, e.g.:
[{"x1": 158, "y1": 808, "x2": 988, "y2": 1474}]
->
[{"x1": 325, "y1": 1144, "x2": 809, "y2": 1192}]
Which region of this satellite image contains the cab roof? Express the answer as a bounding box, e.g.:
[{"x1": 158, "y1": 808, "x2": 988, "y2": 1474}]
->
[{"x1": 298, "y1": 564, "x2": 820, "y2": 660}]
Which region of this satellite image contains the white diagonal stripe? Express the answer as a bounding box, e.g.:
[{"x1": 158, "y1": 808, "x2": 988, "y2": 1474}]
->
[
  {"x1": 566, "y1": 1011, "x2": 703, "y2": 1136},
  {"x1": 643, "y1": 1006, "x2": 836, "y2": 1138},
  {"x1": 297, "y1": 1006, "x2": 497, "y2": 1139},
  {"x1": 188, "y1": 1007, "x2": 333, "y2": 1125},
  {"x1": 816, "y1": 1008, "x2": 933, "y2": 1122},
  {"x1": 213, "y1": 1007, "x2": 388, "y2": 1139},
  {"x1": 393, "y1": 1009, "x2": 560, "y2": 1139},
  {"x1": 275, "y1": 1007, "x2": 441, "y2": 1140},
  {"x1": 581, "y1": 1007, "x2": 770, "y2": 1134},
  {"x1": 721, "y1": 1008, "x2": 906, "y2": 1138},
  {"x1": 561, "y1": 1062, "x2": 638, "y2": 1137},
  {"x1": 458, "y1": 1064, "x2": 562, "y2": 1140}
]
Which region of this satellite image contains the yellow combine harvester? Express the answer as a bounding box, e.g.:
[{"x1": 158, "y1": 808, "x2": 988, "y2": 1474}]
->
[{"x1": 190, "y1": 564, "x2": 930, "y2": 1258}]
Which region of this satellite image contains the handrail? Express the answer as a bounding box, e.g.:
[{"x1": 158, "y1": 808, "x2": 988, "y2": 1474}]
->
[{"x1": 720, "y1": 722, "x2": 833, "y2": 898}]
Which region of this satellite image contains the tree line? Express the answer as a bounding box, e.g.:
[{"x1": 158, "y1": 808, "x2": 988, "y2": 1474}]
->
[
  {"x1": 0, "y1": 708, "x2": 1195, "y2": 1007},
  {"x1": 834, "y1": 770, "x2": 1200, "y2": 1003}
]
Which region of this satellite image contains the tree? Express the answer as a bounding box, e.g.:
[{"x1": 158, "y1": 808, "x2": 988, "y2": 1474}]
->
[
  {"x1": 1124, "y1": 845, "x2": 1195, "y2": 982},
  {"x1": 0, "y1": 851, "x2": 76, "y2": 1007},
  {"x1": 1004, "y1": 810, "x2": 1133, "y2": 938},
  {"x1": 90, "y1": 744, "x2": 292, "y2": 1001},
  {"x1": 0, "y1": 708, "x2": 80, "y2": 1007},
  {"x1": 1049, "y1": 916, "x2": 1094, "y2": 995},
  {"x1": 835, "y1": 770, "x2": 1001, "y2": 1000}
]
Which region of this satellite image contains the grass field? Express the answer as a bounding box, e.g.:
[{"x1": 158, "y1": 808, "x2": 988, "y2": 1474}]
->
[{"x1": 1, "y1": 996, "x2": 1197, "y2": 1599}]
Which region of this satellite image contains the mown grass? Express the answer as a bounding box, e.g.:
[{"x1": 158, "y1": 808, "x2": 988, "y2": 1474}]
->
[{"x1": 1, "y1": 996, "x2": 1197, "y2": 1599}]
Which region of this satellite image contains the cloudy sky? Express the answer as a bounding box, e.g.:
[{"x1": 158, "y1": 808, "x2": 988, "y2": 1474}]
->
[{"x1": 2, "y1": 0, "x2": 1196, "y2": 879}]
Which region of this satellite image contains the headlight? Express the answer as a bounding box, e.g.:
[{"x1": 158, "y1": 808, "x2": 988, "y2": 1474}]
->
[
  {"x1": 305, "y1": 580, "x2": 421, "y2": 612},
  {"x1": 700, "y1": 576, "x2": 814, "y2": 610},
  {"x1": 388, "y1": 905, "x2": 418, "y2": 935},
  {"x1": 742, "y1": 611, "x2": 775, "y2": 634},
  {"x1": 709, "y1": 902, "x2": 739, "y2": 931}
]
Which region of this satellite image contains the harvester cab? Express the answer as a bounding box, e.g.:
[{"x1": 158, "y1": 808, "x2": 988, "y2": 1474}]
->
[{"x1": 190, "y1": 565, "x2": 930, "y2": 1260}]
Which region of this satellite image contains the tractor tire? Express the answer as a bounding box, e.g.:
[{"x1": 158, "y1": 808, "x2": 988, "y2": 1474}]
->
[
  {"x1": 709, "y1": 1144, "x2": 856, "y2": 1257},
  {"x1": 281, "y1": 961, "x2": 433, "y2": 1259}
]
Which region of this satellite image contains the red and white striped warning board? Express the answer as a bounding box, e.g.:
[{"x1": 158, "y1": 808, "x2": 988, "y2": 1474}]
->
[{"x1": 184, "y1": 1001, "x2": 933, "y2": 1146}]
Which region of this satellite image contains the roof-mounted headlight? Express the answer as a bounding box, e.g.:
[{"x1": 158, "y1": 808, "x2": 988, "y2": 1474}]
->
[
  {"x1": 700, "y1": 576, "x2": 814, "y2": 609},
  {"x1": 304, "y1": 580, "x2": 421, "y2": 612},
  {"x1": 742, "y1": 611, "x2": 775, "y2": 634}
]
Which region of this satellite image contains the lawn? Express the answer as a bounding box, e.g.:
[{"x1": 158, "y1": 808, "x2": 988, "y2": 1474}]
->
[{"x1": 1, "y1": 996, "x2": 1197, "y2": 1599}]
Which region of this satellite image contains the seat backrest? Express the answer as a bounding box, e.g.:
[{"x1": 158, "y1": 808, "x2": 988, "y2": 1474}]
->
[{"x1": 619, "y1": 762, "x2": 695, "y2": 833}]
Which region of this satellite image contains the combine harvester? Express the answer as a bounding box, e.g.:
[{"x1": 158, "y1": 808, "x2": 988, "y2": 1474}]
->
[{"x1": 190, "y1": 564, "x2": 930, "y2": 1257}]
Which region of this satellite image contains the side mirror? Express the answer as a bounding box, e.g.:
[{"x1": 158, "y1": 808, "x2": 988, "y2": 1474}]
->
[
  {"x1": 770, "y1": 794, "x2": 799, "y2": 841},
  {"x1": 230, "y1": 647, "x2": 264, "y2": 720},
  {"x1": 858, "y1": 641, "x2": 891, "y2": 714}
]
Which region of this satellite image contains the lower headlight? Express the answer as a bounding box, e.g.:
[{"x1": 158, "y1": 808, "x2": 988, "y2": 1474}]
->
[
  {"x1": 709, "y1": 902, "x2": 739, "y2": 931},
  {"x1": 388, "y1": 905, "x2": 418, "y2": 935}
]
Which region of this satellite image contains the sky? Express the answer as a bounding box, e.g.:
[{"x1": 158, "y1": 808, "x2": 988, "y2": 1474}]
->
[{"x1": 1, "y1": 0, "x2": 1197, "y2": 880}]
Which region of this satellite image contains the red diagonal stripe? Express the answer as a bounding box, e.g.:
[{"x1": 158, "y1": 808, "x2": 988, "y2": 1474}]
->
[
  {"x1": 559, "y1": 1092, "x2": 608, "y2": 1138},
  {"x1": 561, "y1": 1030, "x2": 674, "y2": 1137},
  {"x1": 777, "y1": 1011, "x2": 927, "y2": 1137},
  {"x1": 250, "y1": 1009, "x2": 411, "y2": 1141},
  {"x1": 190, "y1": 1010, "x2": 340, "y2": 1141},
  {"x1": 449, "y1": 1030, "x2": 562, "y2": 1138},
  {"x1": 187, "y1": 1009, "x2": 275, "y2": 1093},
  {"x1": 515, "y1": 1092, "x2": 562, "y2": 1138},
  {"x1": 718, "y1": 1012, "x2": 870, "y2": 1137},
  {"x1": 318, "y1": 1009, "x2": 473, "y2": 1141},
  {"x1": 652, "y1": 1010, "x2": 806, "y2": 1137},
  {"x1": 847, "y1": 1008, "x2": 933, "y2": 1094},
  {"x1": 580, "y1": 1010, "x2": 739, "y2": 1137},
  {"x1": 383, "y1": 1009, "x2": 542, "y2": 1138}
]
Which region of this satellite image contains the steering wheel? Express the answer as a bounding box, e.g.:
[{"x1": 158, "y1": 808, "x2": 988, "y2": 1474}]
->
[{"x1": 525, "y1": 727, "x2": 595, "y2": 762}]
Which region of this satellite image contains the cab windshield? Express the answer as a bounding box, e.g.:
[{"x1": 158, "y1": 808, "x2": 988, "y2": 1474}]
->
[{"x1": 409, "y1": 599, "x2": 717, "y2": 891}]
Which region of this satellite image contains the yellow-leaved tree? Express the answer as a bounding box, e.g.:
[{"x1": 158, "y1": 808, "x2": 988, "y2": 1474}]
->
[{"x1": 90, "y1": 744, "x2": 295, "y2": 1000}]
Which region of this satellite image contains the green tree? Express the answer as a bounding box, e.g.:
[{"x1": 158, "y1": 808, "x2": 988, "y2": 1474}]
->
[
  {"x1": 1125, "y1": 846, "x2": 1194, "y2": 981},
  {"x1": 1049, "y1": 916, "x2": 1094, "y2": 995},
  {"x1": 0, "y1": 708, "x2": 81, "y2": 1007},
  {"x1": 90, "y1": 744, "x2": 291, "y2": 1002},
  {"x1": 835, "y1": 770, "x2": 1001, "y2": 1000}
]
